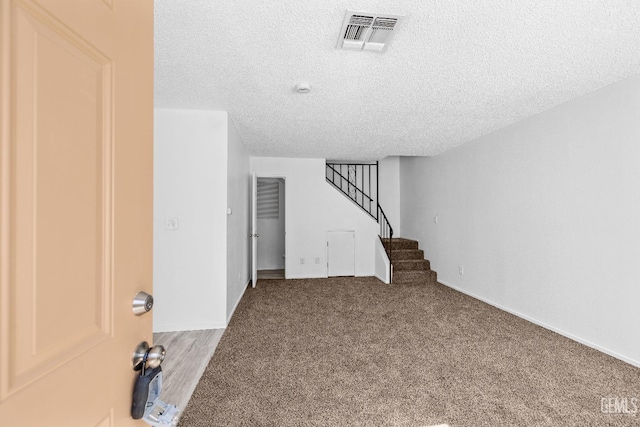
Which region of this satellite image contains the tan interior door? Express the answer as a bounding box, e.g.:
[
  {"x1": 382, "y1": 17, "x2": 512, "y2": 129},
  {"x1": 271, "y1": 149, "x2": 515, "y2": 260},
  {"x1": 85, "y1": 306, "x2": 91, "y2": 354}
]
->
[{"x1": 0, "y1": 0, "x2": 153, "y2": 425}]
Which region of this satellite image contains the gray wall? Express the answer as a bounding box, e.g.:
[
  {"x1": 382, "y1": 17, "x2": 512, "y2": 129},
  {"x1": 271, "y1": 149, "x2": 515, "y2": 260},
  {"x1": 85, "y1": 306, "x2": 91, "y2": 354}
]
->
[
  {"x1": 251, "y1": 157, "x2": 378, "y2": 278},
  {"x1": 154, "y1": 109, "x2": 228, "y2": 331},
  {"x1": 154, "y1": 109, "x2": 250, "y2": 331},
  {"x1": 400, "y1": 74, "x2": 640, "y2": 366},
  {"x1": 226, "y1": 116, "x2": 250, "y2": 324}
]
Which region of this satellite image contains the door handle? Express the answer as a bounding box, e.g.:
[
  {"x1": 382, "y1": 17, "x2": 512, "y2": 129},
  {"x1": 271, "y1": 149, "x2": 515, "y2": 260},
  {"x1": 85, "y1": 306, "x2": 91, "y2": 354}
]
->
[{"x1": 132, "y1": 341, "x2": 166, "y2": 371}]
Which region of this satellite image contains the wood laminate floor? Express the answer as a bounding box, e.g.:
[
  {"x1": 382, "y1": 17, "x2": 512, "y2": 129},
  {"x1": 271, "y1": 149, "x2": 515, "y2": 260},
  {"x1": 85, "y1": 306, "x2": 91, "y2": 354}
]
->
[
  {"x1": 153, "y1": 329, "x2": 224, "y2": 412},
  {"x1": 257, "y1": 269, "x2": 285, "y2": 279}
]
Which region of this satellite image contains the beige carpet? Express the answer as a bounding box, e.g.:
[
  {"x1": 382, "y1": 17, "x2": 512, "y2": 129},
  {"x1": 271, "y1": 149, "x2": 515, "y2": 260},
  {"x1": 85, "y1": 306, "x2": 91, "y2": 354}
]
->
[{"x1": 179, "y1": 277, "x2": 640, "y2": 426}]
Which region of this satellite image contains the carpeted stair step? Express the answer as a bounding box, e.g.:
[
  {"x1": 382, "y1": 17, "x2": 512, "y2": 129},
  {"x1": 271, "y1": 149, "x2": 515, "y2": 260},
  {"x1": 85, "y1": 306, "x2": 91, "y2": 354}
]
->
[
  {"x1": 393, "y1": 269, "x2": 437, "y2": 285},
  {"x1": 385, "y1": 236, "x2": 438, "y2": 285},
  {"x1": 392, "y1": 248, "x2": 424, "y2": 260},
  {"x1": 384, "y1": 238, "x2": 418, "y2": 251},
  {"x1": 393, "y1": 259, "x2": 431, "y2": 271}
]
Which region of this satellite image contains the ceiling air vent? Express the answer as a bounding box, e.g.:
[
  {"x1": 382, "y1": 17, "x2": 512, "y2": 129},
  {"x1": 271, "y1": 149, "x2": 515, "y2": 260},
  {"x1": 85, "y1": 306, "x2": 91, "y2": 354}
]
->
[{"x1": 337, "y1": 11, "x2": 403, "y2": 52}]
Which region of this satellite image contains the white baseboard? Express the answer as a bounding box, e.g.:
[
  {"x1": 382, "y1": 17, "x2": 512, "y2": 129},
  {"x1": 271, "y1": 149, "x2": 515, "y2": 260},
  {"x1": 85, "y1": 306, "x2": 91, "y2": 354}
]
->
[
  {"x1": 153, "y1": 320, "x2": 226, "y2": 333},
  {"x1": 154, "y1": 281, "x2": 248, "y2": 333},
  {"x1": 285, "y1": 274, "x2": 327, "y2": 279},
  {"x1": 438, "y1": 279, "x2": 640, "y2": 369},
  {"x1": 374, "y1": 272, "x2": 390, "y2": 284},
  {"x1": 226, "y1": 281, "x2": 249, "y2": 325}
]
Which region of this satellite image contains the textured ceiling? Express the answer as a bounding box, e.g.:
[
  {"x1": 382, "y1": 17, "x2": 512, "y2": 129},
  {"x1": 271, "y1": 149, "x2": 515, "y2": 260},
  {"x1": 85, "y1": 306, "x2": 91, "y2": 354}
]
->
[{"x1": 154, "y1": 0, "x2": 640, "y2": 160}]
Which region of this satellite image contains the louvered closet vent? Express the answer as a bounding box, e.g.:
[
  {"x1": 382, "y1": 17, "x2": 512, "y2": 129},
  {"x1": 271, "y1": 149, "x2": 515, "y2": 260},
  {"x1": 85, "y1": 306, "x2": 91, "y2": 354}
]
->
[
  {"x1": 337, "y1": 11, "x2": 403, "y2": 52},
  {"x1": 257, "y1": 181, "x2": 279, "y2": 219}
]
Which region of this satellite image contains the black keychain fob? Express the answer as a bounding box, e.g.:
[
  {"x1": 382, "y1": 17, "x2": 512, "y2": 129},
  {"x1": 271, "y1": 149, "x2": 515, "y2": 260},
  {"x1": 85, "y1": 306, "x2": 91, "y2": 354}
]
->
[{"x1": 132, "y1": 365, "x2": 163, "y2": 419}]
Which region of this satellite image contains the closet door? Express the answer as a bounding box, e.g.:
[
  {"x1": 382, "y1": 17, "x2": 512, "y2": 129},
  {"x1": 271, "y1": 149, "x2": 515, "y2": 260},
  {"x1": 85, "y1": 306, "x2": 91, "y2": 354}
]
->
[{"x1": 327, "y1": 231, "x2": 355, "y2": 277}]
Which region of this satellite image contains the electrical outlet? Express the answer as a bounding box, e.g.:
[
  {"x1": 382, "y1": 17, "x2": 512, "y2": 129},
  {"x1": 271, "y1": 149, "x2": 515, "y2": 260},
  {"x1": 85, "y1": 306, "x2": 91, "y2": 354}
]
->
[
  {"x1": 165, "y1": 218, "x2": 179, "y2": 230},
  {"x1": 315, "y1": 257, "x2": 320, "y2": 265},
  {"x1": 459, "y1": 266, "x2": 464, "y2": 275},
  {"x1": 434, "y1": 215, "x2": 438, "y2": 224},
  {"x1": 300, "y1": 257, "x2": 305, "y2": 265}
]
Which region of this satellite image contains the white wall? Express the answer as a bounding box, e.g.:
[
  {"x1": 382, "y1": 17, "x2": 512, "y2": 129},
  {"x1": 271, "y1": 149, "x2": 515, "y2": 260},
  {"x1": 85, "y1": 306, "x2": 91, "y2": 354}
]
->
[
  {"x1": 400, "y1": 74, "x2": 640, "y2": 366},
  {"x1": 257, "y1": 178, "x2": 285, "y2": 270},
  {"x1": 378, "y1": 156, "x2": 401, "y2": 237},
  {"x1": 226, "y1": 117, "x2": 250, "y2": 324},
  {"x1": 154, "y1": 108, "x2": 229, "y2": 332},
  {"x1": 251, "y1": 157, "x2": 379, "y2": 278},
  {"x1": 374, "y1": 237, "x2": 391, "y2": 284}
]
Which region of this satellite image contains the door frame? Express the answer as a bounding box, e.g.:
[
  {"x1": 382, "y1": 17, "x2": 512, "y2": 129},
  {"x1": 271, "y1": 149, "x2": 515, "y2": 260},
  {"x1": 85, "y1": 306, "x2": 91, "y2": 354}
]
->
[{"x1": 252, "y1": 174, "x2": 287, "y2": 280}]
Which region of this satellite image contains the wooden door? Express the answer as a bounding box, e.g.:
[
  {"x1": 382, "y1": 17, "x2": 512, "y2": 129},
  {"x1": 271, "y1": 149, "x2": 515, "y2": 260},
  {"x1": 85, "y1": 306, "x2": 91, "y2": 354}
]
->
[
  {"x1": 0, "y1": 0, "x2": 153, "y2": 425},
  {"x1": 327, "y1": 231, "x2": 355, "y2": 277}
]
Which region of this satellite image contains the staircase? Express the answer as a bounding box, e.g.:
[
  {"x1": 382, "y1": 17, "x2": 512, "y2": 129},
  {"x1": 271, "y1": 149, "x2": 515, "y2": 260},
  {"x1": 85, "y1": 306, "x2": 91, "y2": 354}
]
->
[
  {"x1": 325, "y1": 160, "x2": 437, "y2": 285},
  {"x1": 385, "y1": 238, "x2": 438, "y2": 285}
]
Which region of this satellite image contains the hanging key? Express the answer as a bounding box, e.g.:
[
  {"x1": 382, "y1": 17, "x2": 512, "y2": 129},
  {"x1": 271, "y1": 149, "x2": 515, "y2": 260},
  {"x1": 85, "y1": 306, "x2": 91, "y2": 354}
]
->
[
  {"x1": 141, "y1": 352, "x2": 147, "y2": 376},
  {"x1": 132, "y1": 351, "x2": 150, "y2": 419}
]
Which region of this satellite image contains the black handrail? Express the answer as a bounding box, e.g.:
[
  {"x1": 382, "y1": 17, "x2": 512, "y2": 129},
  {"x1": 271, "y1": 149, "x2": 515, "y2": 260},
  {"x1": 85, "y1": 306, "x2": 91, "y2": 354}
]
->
[
  {"x1": 377, "y1": 203, "x2": 393, "y2": 281},
  {"x1": 325, "y1": 163, "x2": 377, "y2": 220}
]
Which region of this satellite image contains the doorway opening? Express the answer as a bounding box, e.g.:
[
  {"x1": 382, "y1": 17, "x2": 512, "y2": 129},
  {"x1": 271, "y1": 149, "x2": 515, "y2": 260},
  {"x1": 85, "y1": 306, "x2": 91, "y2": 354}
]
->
[{"x1": 256, "y1": 177, "x2": 286, "y2": 280}]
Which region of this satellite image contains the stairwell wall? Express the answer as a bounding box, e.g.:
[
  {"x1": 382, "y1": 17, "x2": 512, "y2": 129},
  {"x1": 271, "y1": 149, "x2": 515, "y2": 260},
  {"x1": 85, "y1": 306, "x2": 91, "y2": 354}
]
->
[
  {"x1": 400, "y1": 74, "x2": 640, "y2": 366},
  {"x1": 378, "y1": 156, "x2": 401, "y2": 237},
  {"x1": 250, "y1": 157, "x2": 378, "y2": 278}
]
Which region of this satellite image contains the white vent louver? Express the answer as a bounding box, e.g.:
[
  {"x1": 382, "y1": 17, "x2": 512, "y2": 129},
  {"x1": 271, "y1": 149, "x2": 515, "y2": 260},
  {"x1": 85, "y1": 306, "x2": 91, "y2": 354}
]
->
[
  {"x1": 337, "y1": 11, "x2": 403, "y2": 52},
  {"x1": 257, "y1": 181, "x2": 280, "y2": 219}
]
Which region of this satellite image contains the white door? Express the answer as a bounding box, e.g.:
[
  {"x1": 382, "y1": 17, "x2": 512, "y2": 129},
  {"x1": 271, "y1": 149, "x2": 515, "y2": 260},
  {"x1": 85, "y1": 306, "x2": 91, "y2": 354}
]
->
[
  {"x1": 0, "y1": 0, "x2": 153, "y2": 425},
  {"x1": 327, "y1": 231, "x2": 355, "y2": 277},
  {"x1": 251, "y1": 172, "x2": 258, "y2": 287}
]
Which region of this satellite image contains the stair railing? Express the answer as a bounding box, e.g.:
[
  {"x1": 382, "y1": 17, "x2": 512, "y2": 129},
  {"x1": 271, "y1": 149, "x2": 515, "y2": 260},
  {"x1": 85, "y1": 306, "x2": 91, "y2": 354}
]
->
[
  {"x1": 377, "y1": 203, "x2": 393, "y2": 281},
  {"x1": 326, "y1": 161, "x2": 394, "y2": 282},
  {"x1": 325, "y1": 163, "x2": 377, "y2": 220}
]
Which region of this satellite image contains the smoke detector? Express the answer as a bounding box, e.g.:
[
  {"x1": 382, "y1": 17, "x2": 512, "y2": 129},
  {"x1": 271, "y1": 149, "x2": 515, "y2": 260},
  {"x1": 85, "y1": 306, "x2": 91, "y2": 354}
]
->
[
  {"x1": 295, "y1": 82, "x2": 311, "y2": 93},
  {"x1": 336, "y1": 11, "x2": 403, "y2": 52}
]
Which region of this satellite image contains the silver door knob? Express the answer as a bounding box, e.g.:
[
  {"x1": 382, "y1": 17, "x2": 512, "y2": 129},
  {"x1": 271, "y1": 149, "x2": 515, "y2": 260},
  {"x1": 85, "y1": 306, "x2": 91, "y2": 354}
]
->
[
  {"x1": 132, "y1": 291, "x2": 154, "y2": 315},
  {"x1": 132, "y1": 341, "x2": 166, "y2": 370},
  {"x1": 147, "y1": 345, "x2": 166, "y2": 369}
]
